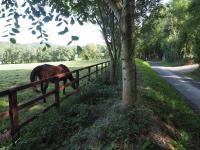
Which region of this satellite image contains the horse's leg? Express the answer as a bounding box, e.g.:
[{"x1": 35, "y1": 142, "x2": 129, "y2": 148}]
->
[
  {"x1": 41, "y1": 82, "x2": 48, "y2": 103},
  {"x1": 63, "y1": 79, "x2": 66, "y2": 95}
]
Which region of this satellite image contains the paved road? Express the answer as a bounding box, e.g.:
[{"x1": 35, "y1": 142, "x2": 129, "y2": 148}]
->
[{"x1": 149, "y1": 62, "x2": 200, "y2": 112}]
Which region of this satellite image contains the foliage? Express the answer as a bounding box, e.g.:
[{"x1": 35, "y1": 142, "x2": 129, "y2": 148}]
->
[
  {"x1": 80, "y1": 44, "x2": 102, "y2": 60},
  {"x1": 137, "y1": 0, "x2": 200, "y2": 64},
  {"x1": 0, "y1": 42, "x2": 107, "y2": 64}
]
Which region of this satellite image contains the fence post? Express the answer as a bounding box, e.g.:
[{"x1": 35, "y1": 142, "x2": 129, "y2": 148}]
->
[
  {"x1": 107, "y1": 61, "x2": 110, "y2": 72},
  {"x1": 8, "y1": 89, "x2": 19, "y2": 145},
  {"x1": 96, "y1": 65, "x2": 98, "y2": 78},
  {"x1": 101, "y1": 63, "x2": 103, "y2": 74},
  {"x1": 76, "y1": 70, "x2": 79, "y2": 87},
  {"x1": 54, "y1": 77, "x2": 60, "y2": 109},
  {"x1": 104, "y1": 62, "x2": 106, "y2": 72},
  {"x1": 88, "y1": 67, "x2": 91, "y2": 81}
]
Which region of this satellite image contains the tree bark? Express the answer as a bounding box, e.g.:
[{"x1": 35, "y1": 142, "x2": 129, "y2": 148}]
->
[{"x1": 120, "y1": 0, "x2": 137, "y2": 106}]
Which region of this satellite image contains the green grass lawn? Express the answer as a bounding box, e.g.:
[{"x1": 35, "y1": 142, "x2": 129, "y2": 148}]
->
[
  {"x1": 186, "y1": 68, "x2": 200, "y2": 81},
  {"x1": 0, "y1": 60, "x2": 107, "y2": 133}
]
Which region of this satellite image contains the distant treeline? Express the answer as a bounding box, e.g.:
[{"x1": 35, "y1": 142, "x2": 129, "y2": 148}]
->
[{"x1": 0, "y1": 42, "x2": 108, "y2": 64}]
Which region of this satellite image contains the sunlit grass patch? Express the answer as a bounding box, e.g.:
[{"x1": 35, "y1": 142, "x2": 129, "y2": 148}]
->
[
  {"x1": 186, "y1": 68, "x2": 200, "y2": 81},
  {"x1": 137, "y1": 59, "x2": 200, "y2": 149}
]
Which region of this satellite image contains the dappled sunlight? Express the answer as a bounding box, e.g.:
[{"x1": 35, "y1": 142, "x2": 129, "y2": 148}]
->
[
  {"x1": 151, "y1": 131, "x2": 175, "y2": 149},
  {"x1": 28, "y1": 104, "x2": 46, "y2": 112},
  {"x1": 0, "y1": 100, "x2": 8, "y2": 108},
  {"x1": 137, "y1": 59, "x2": 200, "y2": 149},
  {"x1": 161, "y1": 75, "x2": 181, "y2": 79}
]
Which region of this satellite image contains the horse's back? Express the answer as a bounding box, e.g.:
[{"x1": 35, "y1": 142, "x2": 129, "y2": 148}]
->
[{"x1": 58, "y1": 64, "x2": 70, "y2": 72}]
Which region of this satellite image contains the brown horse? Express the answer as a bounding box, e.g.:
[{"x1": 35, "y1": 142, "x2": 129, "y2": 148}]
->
[{"x1": 30, "y1": 64, "x2": 77, "y2": 102}]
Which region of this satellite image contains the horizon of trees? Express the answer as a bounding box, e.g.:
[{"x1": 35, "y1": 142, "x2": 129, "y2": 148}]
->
[{"x1": 0, "y1": 42, "x2": 108, "y2": 64}]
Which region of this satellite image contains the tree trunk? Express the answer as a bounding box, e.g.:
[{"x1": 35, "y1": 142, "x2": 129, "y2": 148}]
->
[
  {"x1": 110, "y1": 58, "x2": 117, "y2": 83},
  {"x1": 120, "y1": 0, "x2": 137, "y2": 106}
]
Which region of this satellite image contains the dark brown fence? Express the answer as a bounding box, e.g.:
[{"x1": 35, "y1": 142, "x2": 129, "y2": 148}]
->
[{"x1": 0, "y1": 61, "x2": 110, "y2": 144}]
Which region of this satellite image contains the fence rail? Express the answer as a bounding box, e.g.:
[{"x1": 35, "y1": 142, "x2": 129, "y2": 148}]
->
[{"x1": 0, "y1": 61, "x2": 110, "y2": 144}]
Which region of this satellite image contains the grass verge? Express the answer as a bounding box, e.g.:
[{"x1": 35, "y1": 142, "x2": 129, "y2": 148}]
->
[
  {"x1": 137, "y1": 59, "x2": 200, "y2": 149},
  {"x1": 159, "y1": 61, "x2": 184, "y2": 67},
  {"x1": 186, "y1": 68, "x2": 200, "y2": 81}
]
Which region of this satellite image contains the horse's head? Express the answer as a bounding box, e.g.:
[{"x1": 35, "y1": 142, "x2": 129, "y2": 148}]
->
[{"x1": 59, "y1": 64, "x2": 78, "y2": 90}]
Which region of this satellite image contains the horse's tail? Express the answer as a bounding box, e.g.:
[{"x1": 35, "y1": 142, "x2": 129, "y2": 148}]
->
[{"x1": 30, "y1": 66, "x2": 41, "y2": 92}]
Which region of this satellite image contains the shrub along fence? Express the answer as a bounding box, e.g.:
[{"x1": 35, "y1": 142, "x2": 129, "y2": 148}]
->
[{"x1": 0, "y1": 61, "x2": 110, "y2": 144}]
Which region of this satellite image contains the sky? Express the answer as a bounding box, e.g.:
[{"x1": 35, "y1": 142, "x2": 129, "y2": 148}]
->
[
  {"x1": 0, "y1": 16, "x2": 105, "y2": 46},
  {"x1": 0, "y1": 0, "x2": 171, "y2": 46}
]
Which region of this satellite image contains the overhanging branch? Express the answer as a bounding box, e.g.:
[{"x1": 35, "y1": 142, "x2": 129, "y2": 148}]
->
[{"x1": 103, "y1": 0, "x2": 121, "y2": 20}]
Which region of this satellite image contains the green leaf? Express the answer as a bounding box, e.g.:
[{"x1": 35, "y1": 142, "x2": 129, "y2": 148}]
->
[
  {"x1": 2, "y1": 35, "x2": 8, "y2": 37},
  {"x1": 37, "y1": 35, "x2": 42, "y2": 39},
  {"x1": 12, "y1": 28, "x2": 20, "y2": 33},
  {"x1": 6, "y1": 18, "x2": 12, "y2": 22},
  {"x1": 45, "y1": 43, "x2": 51, "y2": 48},
  {"x1": 4, "y1": 24, "x2": 12, "y2": 27},
  {"x1": 64, "y1": 20, "x2": 68, "y2": 25},
  {"x1": 32, "y1": 30, "x2": 36, "y2": 35},
  {"x1": 58, "y1": 27, "x2": 69, "y2": 35},
  {"x1": 56, "y1": 22, "x2": 62, "y2": 26},
  {"x1": 70, "y1": 18, "x2": 75, "y2": 25},
  {"x1": 39, "y1": 6, "x2": 46, "y2": 16},
  {"x1": 72, "y1": 36, "x2": 79, "y2": 41},
  {"x1": 43, "y1": 16, "x2": 51, "y2": 23},
  {"x1": 29, "y1": 15, "x2": 35, "y2": 21},
  {"x1": 14, "y1": 12, "x2": 20, "y2": 20},
  {"x1": 8, "y1": 13, "x2": 13, "y2": 17},
  {"x1": 14, "y1": 22, "x2": 20, "y2": 28},
  {"x1": 32, "y1": 21, "x2": 38, "y2": 25},
  {"x1": 9, "y1": 33, "x2": 16, "y2": 36},
  {"x1": 36, "y1": 25, "x2": 41, "y2": 31},
  {"x1": 42, "y1": 47, "x2": 47, "y2": 51},
  {"x1": 9, "y1": 9, "x2": 14, "y2": 12},
  {"x1": 21, "y1": 2, "x2": 26, "y2": 7},
  {"x1": 0, "y1": 13, "x2": 5, "y2": 18},
  {"x1": 10, "y1": 38, "x2": 16, "y2": 44},
  {"x1": 78, "y1": 19, "x2": 83, "y2": 25},
  {"x1": 25, "y1": 7, "x2": 30, "y2": 14},
  {"x1": 55, "y1": 14, "x2": 60, "y2": 21},
  {"x1": 43, "y1": 33, "x2": 48, "y2": 37},
  {"x1": 67, "y1": 40, "x2": 73, "y2": 46}
]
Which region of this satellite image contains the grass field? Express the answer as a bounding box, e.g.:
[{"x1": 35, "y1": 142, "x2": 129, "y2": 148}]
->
[{"x1": 0, "y1": 60, "x2": 107, "y2": 133}]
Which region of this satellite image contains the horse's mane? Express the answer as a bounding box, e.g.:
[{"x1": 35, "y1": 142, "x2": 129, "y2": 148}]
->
[{"x1": 58, "y1": 64, "x2": 74, "y2": 80}]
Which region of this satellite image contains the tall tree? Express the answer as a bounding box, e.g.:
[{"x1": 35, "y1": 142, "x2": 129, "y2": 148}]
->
[
  {"x1": 94, "y1": 1, "x2": 121, "y2": 83},
  {"x1": 0, "y1": 0, "x2": 161, "y2": 107}
]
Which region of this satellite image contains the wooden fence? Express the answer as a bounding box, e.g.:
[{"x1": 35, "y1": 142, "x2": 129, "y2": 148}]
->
[{"x1": 0, "y1": 61, "x2": 110, "y2": 144}]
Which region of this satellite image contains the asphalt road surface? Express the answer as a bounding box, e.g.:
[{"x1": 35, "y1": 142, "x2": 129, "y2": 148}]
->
[{"x1": 149, "y1": 62, "x2": 200, "y2": 113}]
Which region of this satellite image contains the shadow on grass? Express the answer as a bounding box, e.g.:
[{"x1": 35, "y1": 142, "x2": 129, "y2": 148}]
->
[{"x1": 137, "y1": 59, "x2": 200, "y2": 149}]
